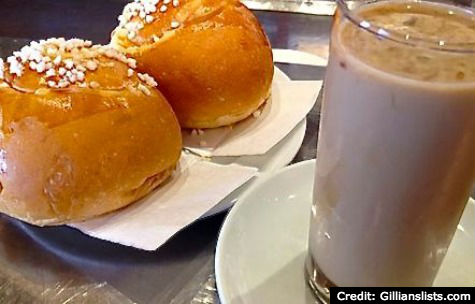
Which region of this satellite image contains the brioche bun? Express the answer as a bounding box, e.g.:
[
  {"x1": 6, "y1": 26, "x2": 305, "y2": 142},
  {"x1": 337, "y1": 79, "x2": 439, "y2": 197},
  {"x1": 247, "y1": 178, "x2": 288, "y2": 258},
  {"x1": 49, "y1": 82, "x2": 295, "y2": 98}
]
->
[
  {"x1": 111, "y1": 0, "x2": 274, "y2": 129},
  {"x1": 0, "y1": 38, "x2": 182, "y2": 226}
]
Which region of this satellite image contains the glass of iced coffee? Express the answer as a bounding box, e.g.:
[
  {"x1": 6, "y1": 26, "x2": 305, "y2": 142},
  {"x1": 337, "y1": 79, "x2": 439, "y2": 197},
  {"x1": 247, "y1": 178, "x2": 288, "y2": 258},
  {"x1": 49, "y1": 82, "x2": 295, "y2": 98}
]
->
[{"x1": 306, "y1": 0, "x2": 475, "y2": 301}]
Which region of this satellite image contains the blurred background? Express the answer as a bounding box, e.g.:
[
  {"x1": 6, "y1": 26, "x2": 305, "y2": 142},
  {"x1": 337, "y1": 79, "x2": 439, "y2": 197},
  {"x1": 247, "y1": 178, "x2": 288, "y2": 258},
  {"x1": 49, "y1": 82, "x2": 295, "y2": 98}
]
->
[{"x1": 243, "y1": 0, "x2": 336, "y2": 14}]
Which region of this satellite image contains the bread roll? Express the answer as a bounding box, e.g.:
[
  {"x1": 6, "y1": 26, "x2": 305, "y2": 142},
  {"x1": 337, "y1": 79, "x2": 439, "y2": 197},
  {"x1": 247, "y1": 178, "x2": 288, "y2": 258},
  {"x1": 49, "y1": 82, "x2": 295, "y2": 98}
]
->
[
  {"x1": 0, "y1": 38, "x2": 182, "y2": 226},
  {"x1": 111, "y1": 0, "x2": 274, "y2": 129}
]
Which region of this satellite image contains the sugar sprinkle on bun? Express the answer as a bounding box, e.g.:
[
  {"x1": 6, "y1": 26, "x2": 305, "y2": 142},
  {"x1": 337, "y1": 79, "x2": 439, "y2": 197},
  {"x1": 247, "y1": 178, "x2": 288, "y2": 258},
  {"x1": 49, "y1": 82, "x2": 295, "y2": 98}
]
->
[
  {"x1": 111, "y1": 0, "x2": 274, "y2": 128},
  {"x1": 0, "y1": 38, "x2": 182, "y2": 226}
]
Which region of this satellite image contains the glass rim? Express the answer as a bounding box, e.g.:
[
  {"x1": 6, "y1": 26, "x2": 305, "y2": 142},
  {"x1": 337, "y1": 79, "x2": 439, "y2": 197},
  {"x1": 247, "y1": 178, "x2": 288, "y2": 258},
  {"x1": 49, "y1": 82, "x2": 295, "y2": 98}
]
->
[{"x1": 336, "y1": 0, "x2": 475, "y2": 53}]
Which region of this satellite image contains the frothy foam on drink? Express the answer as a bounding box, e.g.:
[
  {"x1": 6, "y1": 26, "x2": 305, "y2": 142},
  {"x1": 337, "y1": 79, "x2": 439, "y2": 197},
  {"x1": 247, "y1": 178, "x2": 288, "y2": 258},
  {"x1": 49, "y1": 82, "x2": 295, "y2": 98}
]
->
[{"x1": 339, "y1": 1, "x2": 475, "y2": 82}]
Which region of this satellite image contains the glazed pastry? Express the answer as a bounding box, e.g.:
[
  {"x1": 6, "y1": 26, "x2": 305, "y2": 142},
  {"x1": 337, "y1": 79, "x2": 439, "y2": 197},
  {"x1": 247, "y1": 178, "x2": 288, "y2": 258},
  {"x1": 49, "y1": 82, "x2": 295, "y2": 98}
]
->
[
  {"x1": 111, "y1": 0, "x2": 274, "y2": 128},
  {"x1": 0, "y1": 38, "x2": 182, "y2": 225}
]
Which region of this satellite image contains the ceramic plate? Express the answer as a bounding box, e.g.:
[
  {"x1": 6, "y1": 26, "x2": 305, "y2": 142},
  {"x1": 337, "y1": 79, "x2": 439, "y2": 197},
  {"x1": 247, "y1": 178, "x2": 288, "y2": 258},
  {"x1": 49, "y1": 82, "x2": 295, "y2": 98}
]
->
[
  {"x1": 16, "y1": 67, "x2": 308, "y2": 257},
  {"x1": 215, "y1": 160, "x2": 475, "y2": 304}
]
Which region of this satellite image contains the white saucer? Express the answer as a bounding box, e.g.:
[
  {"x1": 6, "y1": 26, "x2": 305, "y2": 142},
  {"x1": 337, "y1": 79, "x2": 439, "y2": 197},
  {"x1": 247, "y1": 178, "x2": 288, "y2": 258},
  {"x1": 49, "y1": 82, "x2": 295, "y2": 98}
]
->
[
  {"x1": 204, "y1": 67, "x2": 307, "y2": 217},
  {"x1": 215, "y1": 160, "x2": 475, "y2": 304}
]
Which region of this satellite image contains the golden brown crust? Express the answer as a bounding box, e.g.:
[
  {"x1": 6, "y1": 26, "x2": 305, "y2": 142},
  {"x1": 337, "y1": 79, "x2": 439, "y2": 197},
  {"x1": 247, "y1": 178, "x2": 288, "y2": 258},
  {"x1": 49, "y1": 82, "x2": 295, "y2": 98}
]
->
[
  {"x1": 111, "y1": 0, "x2": 274, "y2": 128},
  {"x1": 0, "y1": 39, "x2": 182, "y2": 226}
]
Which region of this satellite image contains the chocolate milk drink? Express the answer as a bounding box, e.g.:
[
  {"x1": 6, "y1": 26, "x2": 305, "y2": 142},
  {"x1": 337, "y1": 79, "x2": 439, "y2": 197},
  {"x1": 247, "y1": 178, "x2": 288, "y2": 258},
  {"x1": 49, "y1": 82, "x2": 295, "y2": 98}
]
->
[{"x1": 306, "y1": 0, "x2": 475, "y2": 294}]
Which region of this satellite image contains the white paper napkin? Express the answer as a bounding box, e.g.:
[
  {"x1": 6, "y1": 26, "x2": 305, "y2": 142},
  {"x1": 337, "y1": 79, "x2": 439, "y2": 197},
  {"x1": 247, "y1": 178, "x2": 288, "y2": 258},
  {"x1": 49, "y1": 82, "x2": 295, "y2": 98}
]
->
[
  {"x1": 272, "y1": 48, "x2": 328, "y2": 66},
  {"x1": 183, "y1": 80, "x2": 323, "y2": 157},
  {"x1": 70, "y1": 153, "x2": 257, "y2": 250}
]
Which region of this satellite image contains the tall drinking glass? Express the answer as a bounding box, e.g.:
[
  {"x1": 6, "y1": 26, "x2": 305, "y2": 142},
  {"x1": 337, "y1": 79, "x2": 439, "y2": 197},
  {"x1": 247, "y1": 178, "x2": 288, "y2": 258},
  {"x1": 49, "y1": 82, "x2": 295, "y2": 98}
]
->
[{"x1": 306, "y1": 0, "x2": 475, "y2": 301}]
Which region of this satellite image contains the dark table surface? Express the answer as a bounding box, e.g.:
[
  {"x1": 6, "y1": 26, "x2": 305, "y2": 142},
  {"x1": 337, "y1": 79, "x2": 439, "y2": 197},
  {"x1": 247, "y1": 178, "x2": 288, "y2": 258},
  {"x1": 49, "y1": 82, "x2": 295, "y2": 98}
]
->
[
  {"x1": 1, "y1": 1, "x2": 474, "y2": 303},
  {"x1": 0, "y1": 1, "x2": 330, "y2": 303}
]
